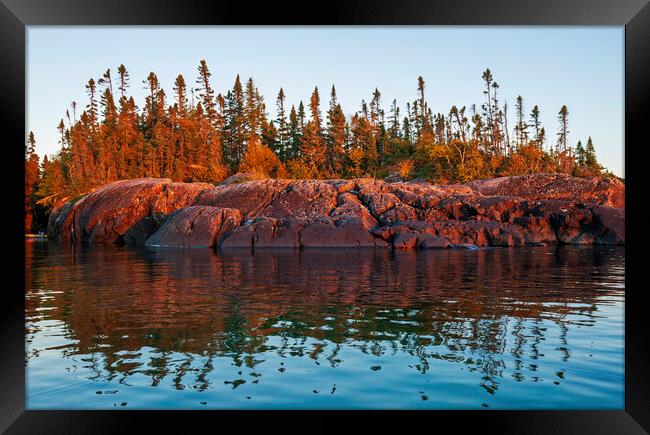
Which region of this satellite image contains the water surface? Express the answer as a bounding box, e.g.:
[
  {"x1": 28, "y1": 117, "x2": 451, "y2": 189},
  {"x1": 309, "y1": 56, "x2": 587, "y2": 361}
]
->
[{"x1": 25, "y1": 241, "x2": 624, "y2": 409}]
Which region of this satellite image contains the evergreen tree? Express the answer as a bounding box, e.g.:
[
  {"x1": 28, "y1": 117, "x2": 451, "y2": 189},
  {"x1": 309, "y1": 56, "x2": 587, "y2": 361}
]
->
[
  {"x1": 326, "y1": 85, "x2": 347, "y2": 175},
  {"x1": 389, "y1": 99, "x2": 401, "y2": 139},
  {"x1": 417, "y1": 76, "x2": 427, "y2": 128},
  {"x1": 515, "y1": 95, "x2": 528, "y2": 147},
  {"x1": 585, "y1": 136, "x2": 599, "y2": 170},
  {"x1": 309, "y1": 87, "x2": 322, "y2": 132},
  {"x1": 530, "y1": 105, "x2": 542, "y2": 148},
  {"x1": 287, "y1": 104, "x2": 301, "y2": 160},
  {"x1": 297, "y1": 101, "x2": 306, "y2": 130},
  {"x1": 557, "y1": 105, "x2": 569, "y2": 153},
  {"x1": 575, "y1": 140, "x2": 585, "y2": 166},
  {"x1": 116, "y1": 64, "x2": 130, "y2": 100},
  {"x1": 350, "y1": 112, "x2": 377, "y2": 174},
  {"x1": 196, "y1": 59, "x2": 216, "y2": 124},
  {"x1": 223, "y1": 75, "x2": 246, "y2": 168},
  {"x1": 173, "y1": 74, "x2": 188, "y2": 116},
  {"x1": 275, "y1": 88, "x2": 289, "y2": 160},
  {"x1": 300, "y1": 121, "x2": 326, "y2": 176},
  {"x1": 481, "y1": 69, "x2": 494, "y2": 151},
  {"x1": 85, "y1": 78, "x2": 98, "y2": 128}
]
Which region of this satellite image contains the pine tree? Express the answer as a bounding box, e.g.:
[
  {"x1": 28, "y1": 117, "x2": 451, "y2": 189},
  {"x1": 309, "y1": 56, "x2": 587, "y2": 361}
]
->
[
  {"x1": 196, "y1": 60, "x2": 216, "y2": 125},
  {"x1": 575, "y1": 140, "x2": 585, "y2": 166},
  {"x1": 350, "y1": 112, "x2": 377, "y2": 174},
  {"x1": 538, "y1": 127, "x2": 546, "y2": 149},
  {"x1": 173, "y1": 74, "x2": 188, "y2": 116},
  {"x1": 585, "y1": 136, "x2": 599, "y2": 170},
  {"x1": 326, "y1": 85, "x2": 347, "y2": 176},
  {"x1": 298, "y1": 87, "x2": 326, "y2": 175},
  {"x1": 530, "y1": 105, "x2": 542, "y2": 148},
  {"x1": 309, "y1": 87, "x2": 322, "y2": 132},
  {"x1": 143, "y1": 72, "x2": 160, "y2": 132},
  {"x1": 370, "y1": 87, "x2": 381, "y2": 129},
  {"x1": 85, "y1": 78, "x2": 98, "y2": 127},
  {"x1": 116, "y1": 64, "x2": 130, "y2": 100},
  {"x1": 244, "y1": 78, "x2": 261, "y2": 140},
  {"x1": 557, "y1": 105, "x2": 569, "y2": 153},
  {"x1": 98, "y1": 69, "x2": 113, "y2": 98},
  {"x1": 417, "y1": 76, "x2": 427, "y2": 128},
  {"x1": 515, "y1": 95, "x2": 528, "y2": 148},
  {"x1": 223, "y1": 75, "x2": 246, "y2": 168},
  {"x1": 297, "y1": 101, "x2": 306, "y2": 130},
  {"x1": 261, "y1": 118, "x2": 277, "y2": 153},
  {"x1": 491, "y1": 81, "x2": 502, "y2": 155},
  {"x1": 275, "y1": 88, "x2": 289, "y2": 160},
  {"x1": 287, "y1": 104, "x2": 301, "y2": 160},
  {"x1": 481, "y1": 69, "x2": 494, "y2": 150},
  {"x1": 300, "y1": 121, "x2": 326, "y2": 176},
  {"x1": 389, "y1": 99, "x2": 401, "y2": 139}
]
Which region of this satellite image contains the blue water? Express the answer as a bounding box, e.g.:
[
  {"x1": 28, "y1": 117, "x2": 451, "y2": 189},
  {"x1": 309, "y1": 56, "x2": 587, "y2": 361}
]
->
[{"x1": 25, "y1": 241, "x2": 624, "y2": 409}]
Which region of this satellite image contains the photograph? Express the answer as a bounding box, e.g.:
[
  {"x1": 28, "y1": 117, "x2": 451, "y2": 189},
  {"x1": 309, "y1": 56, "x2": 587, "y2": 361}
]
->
[{"x1": 23, "y1": 25, "x2": 626, "y2": 411}]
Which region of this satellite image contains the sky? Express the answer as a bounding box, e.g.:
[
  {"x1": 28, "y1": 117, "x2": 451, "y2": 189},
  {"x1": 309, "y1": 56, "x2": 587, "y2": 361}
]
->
[{"x1": 27, "y1": 26, "x2": 624, "y2": 177}]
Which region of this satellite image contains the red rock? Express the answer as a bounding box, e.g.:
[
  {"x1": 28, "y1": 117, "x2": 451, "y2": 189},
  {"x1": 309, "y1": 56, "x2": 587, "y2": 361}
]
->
[
  {"x1": 468, "y1": 173, "x2": 624, "y2": 208},
  {"x1": 551, "y1": 208, "x2": 595, "y2": 244},
  {"x1": 221, "y1": 215, "x2": 387, "y2": 249},
  {"x1": 151, "y1": 182, "x2": 214, "y2": 224},
  {"x1": 50, "y1": 174, "x2": 625, "y2": 248},
  {"x1": 591, "y1": 206, "x2": 625, "y2": 245},
  {"x1": 195, "y1": 179, "x2": 290, "y2": 218},
  {"x1": 393, "y1": 231, "x2": 419, "y2": 249},
  {"x1": 389, "y1": 182, "x2": 446, "y2": 210},
  {"x1": 331, "y1": 192, "x2": 378, "y2": 229},
  {"x1": 145, "y1": 206, "x2": 241, "y2": 248},
  {"x1": 51, "y1": 179, "x2": 213, "y2": 245},
  {"x1": 219, "y1": 218, "x2": 297, "y2": 248},
  {"x1": 47, "y1": 196, "x2": 83, "y2": 242},
  {"x1": 418, "y1": 234, "x2": 452, "y2": 249},
  {"x1": 257, "y1": 180, "x2": 338, "y2": 219},
  {"x1": 355, "y1": 179, "x2": 418, "y2": 224},
  {"x1": 511, "y1": 216, "x2": 556, "y2": 244},
  {"x1": 300, "y1": 217, "x2": 389, "y2": 248}
]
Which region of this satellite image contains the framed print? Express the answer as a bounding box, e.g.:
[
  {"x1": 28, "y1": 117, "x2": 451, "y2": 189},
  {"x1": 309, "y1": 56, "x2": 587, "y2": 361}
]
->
[{"x1": 2, "y1": 0, "x2": 649, "y2": 433}]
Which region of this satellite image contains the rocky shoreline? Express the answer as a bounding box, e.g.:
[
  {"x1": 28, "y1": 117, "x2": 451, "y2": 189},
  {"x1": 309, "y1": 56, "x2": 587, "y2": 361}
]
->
[{"x1": 47, "y1": 173, "x2": 624, "y2": 249}]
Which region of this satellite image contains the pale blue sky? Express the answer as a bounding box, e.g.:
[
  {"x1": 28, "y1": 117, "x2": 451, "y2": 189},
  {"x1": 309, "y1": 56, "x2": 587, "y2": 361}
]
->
[{"x1": 27, "y1": 26, "x2": 624, "y2": 176}]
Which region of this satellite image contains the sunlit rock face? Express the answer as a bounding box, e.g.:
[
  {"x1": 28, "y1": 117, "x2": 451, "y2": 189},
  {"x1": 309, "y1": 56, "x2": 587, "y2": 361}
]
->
[
  {"x1": 48, "y1": 179, "x2": 213, "y2": 245},
  {"x1": 466, "y1": 173, "x2": 624, "y2": 208},
  {"x1": 49, "y1": 174, "x2": 625, "y2": 249},
  {"x1": 145, "y1": 206, "x2": 242, "y2": 248}
]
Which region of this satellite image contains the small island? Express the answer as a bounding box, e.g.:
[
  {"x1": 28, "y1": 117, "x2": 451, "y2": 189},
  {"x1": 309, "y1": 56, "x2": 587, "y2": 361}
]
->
[{"x1": 25, "y1": 63, "x2": 622, "y2": 248}]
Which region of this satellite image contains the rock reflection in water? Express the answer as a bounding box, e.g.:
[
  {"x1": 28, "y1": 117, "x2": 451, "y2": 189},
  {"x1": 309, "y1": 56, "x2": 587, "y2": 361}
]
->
[{"x1": 25, "y1": 242, "x2": 624, "y2": 409}]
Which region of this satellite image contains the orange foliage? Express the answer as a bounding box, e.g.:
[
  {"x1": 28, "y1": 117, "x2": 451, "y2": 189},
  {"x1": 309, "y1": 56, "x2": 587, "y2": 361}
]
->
[
  {"x1": 239, "y1": 136, "x2": 287, "y2": 179},
  {"x1": 395, "y1": 159, "x2": 414, "y2": 179},
  {"x1": 287, "y1": 158, "x2": 317, "y2": 179}
]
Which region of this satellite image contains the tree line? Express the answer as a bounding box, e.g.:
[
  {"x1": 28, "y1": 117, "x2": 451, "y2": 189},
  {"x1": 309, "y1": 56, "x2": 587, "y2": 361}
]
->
[{"x1": 25, "y1": 60, "x2": 606, "y2": 232}]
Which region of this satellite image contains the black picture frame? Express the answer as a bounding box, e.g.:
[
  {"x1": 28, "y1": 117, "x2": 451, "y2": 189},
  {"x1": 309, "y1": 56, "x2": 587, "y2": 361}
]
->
[{"x1": 2, "y1": 0, "x2": 649, "y2": 433}]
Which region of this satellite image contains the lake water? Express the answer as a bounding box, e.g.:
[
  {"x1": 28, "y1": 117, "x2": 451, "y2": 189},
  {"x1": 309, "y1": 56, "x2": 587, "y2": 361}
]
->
[{"x1": 25, "y1": 241, "x2": 625, "y2": 409}]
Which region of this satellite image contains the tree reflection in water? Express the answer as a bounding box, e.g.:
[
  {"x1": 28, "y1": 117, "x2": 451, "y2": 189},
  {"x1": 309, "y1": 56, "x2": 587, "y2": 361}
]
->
[{"x1": 25, "y1": 242, "x2": 624, "y2": 408}]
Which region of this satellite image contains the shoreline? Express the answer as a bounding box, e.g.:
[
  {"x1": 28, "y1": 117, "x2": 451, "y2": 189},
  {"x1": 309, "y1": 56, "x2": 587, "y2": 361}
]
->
[{"x1": 47, "y1": 173, "x2": 624, "y2": 250}]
